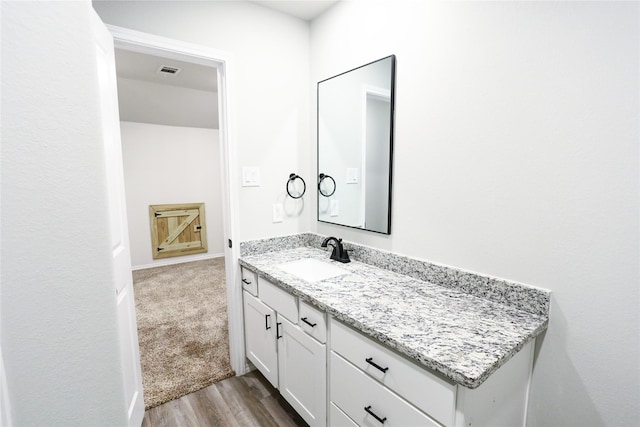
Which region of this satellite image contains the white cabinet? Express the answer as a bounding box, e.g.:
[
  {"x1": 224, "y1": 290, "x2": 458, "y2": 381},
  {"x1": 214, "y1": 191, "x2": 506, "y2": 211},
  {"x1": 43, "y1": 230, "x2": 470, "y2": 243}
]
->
[
  {"x1": 299, "y1": 300, "x2": 327, "y2": 343},
  {"x1": 331, "y1": 352, "x2": 439, "y2": 427},
  {"x1": 259, "y1": 277, "x2": 298, "y2": 322},
  {"x1": 243, "y1": 291, "x2": 278, "y2": 387},
  {"x1": 241, "y1": 266, "x2": 258, "y2": 296},
  {"x1": 278, "y1": 315, "x2": 327, "y2": 427},
  {"x1": 242, "y1": 270, "x2": 535, "y2": 427},
  {"x1": 329, "y1": 318, "x2": 535, "y2": 427},
  {"x1": 330, "y1": 402, "x2": 359, "y2": 427},
  {"x1": 331, "y1": 319, "x2": 455, "y2": 426},
  {"x1": 242, "y1": 275, "x2": 327, "y2": 427}
]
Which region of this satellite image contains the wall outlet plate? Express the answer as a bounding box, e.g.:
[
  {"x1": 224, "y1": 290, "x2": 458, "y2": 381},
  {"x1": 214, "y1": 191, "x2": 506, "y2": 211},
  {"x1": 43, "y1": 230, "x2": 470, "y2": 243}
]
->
[
  {"x1": 330, "y1": 199, "x2": 339, "y2": 217},
  {"x1": 272, "y1": 203, "x2": 283, "y2": 223},
  {"x1": 346, "y1": 168, "x2": 359, "y2": 184}
]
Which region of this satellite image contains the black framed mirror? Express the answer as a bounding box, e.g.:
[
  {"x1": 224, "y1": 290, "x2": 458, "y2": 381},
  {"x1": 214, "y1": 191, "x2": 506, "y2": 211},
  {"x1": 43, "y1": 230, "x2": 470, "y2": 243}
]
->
[{"x1": 317, "y1": 55, "x2": 395, "y2": 234}]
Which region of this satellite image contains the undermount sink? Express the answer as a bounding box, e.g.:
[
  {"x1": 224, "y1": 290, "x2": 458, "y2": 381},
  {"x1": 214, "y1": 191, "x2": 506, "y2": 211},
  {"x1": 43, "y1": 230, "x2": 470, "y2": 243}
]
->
[{"x1": 277, "y1": 258, "x2": 349, "y2": 283}]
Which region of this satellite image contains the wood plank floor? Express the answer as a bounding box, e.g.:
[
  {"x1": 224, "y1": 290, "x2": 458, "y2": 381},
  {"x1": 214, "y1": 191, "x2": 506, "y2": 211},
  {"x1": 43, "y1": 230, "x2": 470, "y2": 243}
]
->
[{"x1": 141, "y1": 370, "x2": 309, "y2": 427}]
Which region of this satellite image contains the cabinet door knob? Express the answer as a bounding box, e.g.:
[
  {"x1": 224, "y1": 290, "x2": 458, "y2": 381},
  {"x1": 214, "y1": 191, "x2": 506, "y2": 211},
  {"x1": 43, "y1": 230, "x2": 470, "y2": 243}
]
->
[
  {"x1": 364, "y1": 405, "x2": 387, "y2": 424},
  {"x1": 276, "y1": 322, "x2": 282, "y2": 339},
  {"x1": 301, "y1": 317, "x2": 317, "y2": 327},
  {"x1": 242, "y1": 278, "x2": 251, "y2": 285},
  {"x1": 365, "y1": 357, "x2": 389, "y2": 373}
]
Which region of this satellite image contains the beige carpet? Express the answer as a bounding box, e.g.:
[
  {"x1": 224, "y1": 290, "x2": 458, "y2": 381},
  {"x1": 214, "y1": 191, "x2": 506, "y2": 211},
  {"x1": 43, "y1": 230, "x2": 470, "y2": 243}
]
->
[{"x1": 132, "y1": 257, "x2": 235, "y2": 409}]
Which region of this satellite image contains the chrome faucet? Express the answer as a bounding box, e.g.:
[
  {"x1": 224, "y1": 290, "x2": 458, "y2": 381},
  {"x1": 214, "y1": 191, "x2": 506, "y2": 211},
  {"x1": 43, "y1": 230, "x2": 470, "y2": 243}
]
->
[{"x1": 321, "y1": 236, "x2": 351, "y2": 263}]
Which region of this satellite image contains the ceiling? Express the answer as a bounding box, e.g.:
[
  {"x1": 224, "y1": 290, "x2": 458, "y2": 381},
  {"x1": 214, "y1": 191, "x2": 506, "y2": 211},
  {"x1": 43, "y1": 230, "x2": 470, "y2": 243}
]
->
[
  {"x1": 251, "y1": 0, "x2": 339, "y2": 21},
  {"x1": 115, "y1": 49, "x2": 219, "y2": 129},
  {"x1": 115, "y1": 49, "x2": 217, "y2": 93}
]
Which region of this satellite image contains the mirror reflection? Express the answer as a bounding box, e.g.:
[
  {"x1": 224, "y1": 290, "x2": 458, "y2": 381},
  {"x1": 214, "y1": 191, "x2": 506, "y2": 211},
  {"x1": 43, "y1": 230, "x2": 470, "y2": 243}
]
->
[{"x1": 317, "y1": 55, "x2": 395, "y2": 234}]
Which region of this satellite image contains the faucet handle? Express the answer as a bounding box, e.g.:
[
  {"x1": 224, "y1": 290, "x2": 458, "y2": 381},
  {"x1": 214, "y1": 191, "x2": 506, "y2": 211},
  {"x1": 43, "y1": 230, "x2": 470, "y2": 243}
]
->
[{"x1": 341, "y1": 248, "x2": 351, "y2": 263}]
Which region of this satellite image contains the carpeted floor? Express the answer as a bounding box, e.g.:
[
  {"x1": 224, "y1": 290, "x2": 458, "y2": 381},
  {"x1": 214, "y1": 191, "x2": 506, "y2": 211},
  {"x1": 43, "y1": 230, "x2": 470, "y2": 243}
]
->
[{"x1": 132, "y1": 257, "x2": 235, "y2": 410}]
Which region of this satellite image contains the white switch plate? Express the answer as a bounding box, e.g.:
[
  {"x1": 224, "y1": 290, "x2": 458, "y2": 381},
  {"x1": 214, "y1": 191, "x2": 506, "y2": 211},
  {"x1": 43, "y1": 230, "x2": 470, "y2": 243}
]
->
[
  {"x1": 330, "y1": 199, "x2": 339, "y2": 217},
  {"x1": 346, "y1": 168, "x2": 359, "y2": 184},
  {"x1": 272, "y1": 204, "x2": 283, "y2": 223},
  {"x1": 242, "y1": 167, "x2": 260, "y2": 187}
]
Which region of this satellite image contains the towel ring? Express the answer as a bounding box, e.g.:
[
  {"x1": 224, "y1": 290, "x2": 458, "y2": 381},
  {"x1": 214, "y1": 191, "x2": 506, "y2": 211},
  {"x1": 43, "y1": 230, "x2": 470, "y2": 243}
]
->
[
  {"x1": 286, "y1": 173, "x2": 306, "y2": 199},
  {"x1": 318, "y1": 173, "x2": 336, "y2": 197}
]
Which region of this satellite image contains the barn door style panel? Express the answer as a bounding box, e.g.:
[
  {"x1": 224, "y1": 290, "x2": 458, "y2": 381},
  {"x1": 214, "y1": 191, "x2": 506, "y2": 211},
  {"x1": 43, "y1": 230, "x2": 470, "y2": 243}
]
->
[{"x1": 149, "y1": 203, "x2": 208, "y2": 259}]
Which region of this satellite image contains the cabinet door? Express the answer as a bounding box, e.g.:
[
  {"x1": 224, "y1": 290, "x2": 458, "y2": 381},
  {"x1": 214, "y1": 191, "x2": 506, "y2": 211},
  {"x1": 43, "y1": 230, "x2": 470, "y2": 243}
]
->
[
  {"x1": 277, "y1": 315, "x2": 327, "y2": 427},
  {"x1": 243, "y1": 291, "x2": 278, "y2": 388}
]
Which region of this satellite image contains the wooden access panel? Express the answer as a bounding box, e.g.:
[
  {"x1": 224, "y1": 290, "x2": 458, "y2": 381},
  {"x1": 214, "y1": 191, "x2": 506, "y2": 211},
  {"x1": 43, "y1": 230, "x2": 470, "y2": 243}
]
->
[{"x1": 149, "y1": 203, "x2": 208, "y2": 259}]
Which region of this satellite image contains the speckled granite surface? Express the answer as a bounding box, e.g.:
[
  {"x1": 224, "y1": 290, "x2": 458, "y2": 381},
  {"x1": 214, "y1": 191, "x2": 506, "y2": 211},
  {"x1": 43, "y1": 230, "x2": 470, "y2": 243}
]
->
[
  {"x1": 240, "y1": 233, "x2": 550, "y2": 316},
  {"x1": 239, "y1": 239, "x2": 550, "y2": 389}
]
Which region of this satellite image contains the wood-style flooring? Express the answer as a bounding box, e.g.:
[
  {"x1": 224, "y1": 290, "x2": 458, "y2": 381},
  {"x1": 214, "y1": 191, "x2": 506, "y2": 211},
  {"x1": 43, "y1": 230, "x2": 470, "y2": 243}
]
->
[{"x1": 141, "y1": 370, "x2": 309, "y2": 427}]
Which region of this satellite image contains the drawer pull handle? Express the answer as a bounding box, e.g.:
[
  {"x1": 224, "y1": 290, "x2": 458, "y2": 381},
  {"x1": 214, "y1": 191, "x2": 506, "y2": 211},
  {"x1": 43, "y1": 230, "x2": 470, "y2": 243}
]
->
[
  {"x1": 276, "y1": 322, "x2": 282, "y2": 339},
  {"x1": 242, "y1": 278, "x2": 252, "y2": 285},
  {"x1": 364, "y1": 405, "x2": 387, "y2": 424},
  {"x1": 265, "y1": 314, "x2": 271, "y2": 330},
  {"x1": 301, "y1": 317, "x2": 317, "y2": 327},
  {"x1": 365, "y1": 357, "x2": 389, "y2": 373}
]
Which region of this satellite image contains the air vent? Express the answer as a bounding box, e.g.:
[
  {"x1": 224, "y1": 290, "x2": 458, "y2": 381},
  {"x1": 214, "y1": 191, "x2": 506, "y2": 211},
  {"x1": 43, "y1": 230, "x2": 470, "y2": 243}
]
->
[{"x1": 157, "y1": 65, "x2": 181, "y2": 75}]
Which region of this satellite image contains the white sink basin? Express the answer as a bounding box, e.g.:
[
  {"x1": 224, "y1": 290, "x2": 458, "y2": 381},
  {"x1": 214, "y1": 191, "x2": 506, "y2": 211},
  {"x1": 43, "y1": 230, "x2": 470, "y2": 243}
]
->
[{"x1": 277, "y1": 258, "x2": 349, "y2": 283}]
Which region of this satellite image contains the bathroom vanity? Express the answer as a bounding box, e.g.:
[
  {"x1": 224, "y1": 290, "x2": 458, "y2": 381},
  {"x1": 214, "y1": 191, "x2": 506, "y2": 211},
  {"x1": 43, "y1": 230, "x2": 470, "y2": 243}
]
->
[{"x1": 239, "y1": 234, "x2": 549, "y2": 427}]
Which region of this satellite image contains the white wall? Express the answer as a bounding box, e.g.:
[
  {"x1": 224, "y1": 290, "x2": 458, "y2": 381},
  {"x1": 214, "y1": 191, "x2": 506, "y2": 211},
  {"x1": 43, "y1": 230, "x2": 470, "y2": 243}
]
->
[
  {"x1": 311, "y1": 2, "x2": 639, "y2": 426},
  {"x1": 93, "y1": 0, "x2": 311, "y2": 241},
  {"x1": 1, "y1": 1, "x2": 128, "y2": 424},
  {"x1": 120, "y1": 122, "x2": 224, "y2": 268}
]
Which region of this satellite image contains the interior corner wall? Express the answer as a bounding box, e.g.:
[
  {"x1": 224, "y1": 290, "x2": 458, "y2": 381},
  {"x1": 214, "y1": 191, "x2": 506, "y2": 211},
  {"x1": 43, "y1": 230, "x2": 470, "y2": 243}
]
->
[
  {"x1": 120, "y1": 121, "x2": 224, "y2": 268},
  {"x1": 310, "y1": 2, "x2": 639, "y2": 426},
  {"x1": 93, "y1": 0, "x2": 311, "y2": 241},
  {"x1": 1, "y1": 1, "x2": 127, "y2": 425}
]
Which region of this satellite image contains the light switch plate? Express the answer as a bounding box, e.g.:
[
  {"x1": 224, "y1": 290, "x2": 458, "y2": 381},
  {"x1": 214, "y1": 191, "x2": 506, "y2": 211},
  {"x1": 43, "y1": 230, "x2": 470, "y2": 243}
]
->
[
  {"x1": 272, "y1": 204, "x2": 283, "y2": 223},
  {"x1": 242, "y1": 167, "x2": 260, "y2": 187},
  {"x1": 346, "y1": 168, "x2": 359, "y2": 184}
]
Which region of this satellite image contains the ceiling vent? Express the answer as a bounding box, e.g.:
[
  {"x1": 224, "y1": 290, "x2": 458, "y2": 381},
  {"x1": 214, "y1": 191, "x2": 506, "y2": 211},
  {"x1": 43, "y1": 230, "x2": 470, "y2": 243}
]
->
[{"x1": 157, "y1": 65, "x2": 181, "y2": 75}]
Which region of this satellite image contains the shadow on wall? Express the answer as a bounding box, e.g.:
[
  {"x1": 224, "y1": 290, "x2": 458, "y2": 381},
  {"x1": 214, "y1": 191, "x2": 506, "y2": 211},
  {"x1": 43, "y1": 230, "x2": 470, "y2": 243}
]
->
[{"x1": 528, "y1": 307, "x2": 605, "y2": 426}]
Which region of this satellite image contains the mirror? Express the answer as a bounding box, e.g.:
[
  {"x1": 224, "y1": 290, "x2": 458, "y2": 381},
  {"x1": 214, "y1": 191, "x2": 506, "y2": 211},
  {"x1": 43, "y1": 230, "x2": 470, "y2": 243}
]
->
[{"x1": 317, "y1": 55, "x2": 395, "y2": 234}]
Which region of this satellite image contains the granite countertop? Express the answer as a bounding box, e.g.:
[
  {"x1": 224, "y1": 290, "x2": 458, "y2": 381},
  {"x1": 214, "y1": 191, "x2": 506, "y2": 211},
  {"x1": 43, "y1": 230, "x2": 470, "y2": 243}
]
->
[{"x1": 239, "y1": 246, "x2": 548, "y2": 389}]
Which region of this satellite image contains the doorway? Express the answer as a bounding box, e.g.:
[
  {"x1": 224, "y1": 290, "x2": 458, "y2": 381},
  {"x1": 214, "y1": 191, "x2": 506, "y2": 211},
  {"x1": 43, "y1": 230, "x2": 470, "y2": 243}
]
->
[{"x1": 106, "y1": 24, "x2": 245, "y2": 391}]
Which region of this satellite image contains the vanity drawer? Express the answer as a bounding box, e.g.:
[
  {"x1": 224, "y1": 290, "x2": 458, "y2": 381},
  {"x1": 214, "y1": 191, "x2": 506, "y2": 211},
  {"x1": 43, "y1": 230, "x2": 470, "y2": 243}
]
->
[
  {"x1": 331, "y1": 319, "x2": 455, "y2": 427},
  {"x1": 299, "y1": 300, "x2": 326, "y2": 343},
  {"x1": 330, "y1": 402, "x2": 358, "y2": 427},
  {"x1": 240, "y1": 267, "x2": 258, "y2": 296},
  {"x1": 258, "y1": 276, "x2": 298, "y2": 322},
  {"x1": 331, "y1": 352, "x2": 439, "y2": 427}
]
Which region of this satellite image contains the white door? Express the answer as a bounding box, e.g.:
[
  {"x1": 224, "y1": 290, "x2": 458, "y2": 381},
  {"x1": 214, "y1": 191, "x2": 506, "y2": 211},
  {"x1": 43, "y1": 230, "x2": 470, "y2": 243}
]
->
[
  {"x1": 243, "y1": 292, "x2": 278, "y2": 387},
  {"x1": 278, "y1": 315, "x2": 327, "y2": 427},
  {"x1": 91, "y1": 11, "x2": 145, "y2": 426}
]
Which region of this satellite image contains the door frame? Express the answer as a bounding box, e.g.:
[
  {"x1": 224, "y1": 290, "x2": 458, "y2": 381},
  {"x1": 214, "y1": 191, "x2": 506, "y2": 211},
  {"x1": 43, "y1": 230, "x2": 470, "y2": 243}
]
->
[
  {"x1": 106, "y1": 25, "x2": 245, "y2": 375},
  {"x1": 360, "y1": 85, "x2": 391, "y2": 231}
]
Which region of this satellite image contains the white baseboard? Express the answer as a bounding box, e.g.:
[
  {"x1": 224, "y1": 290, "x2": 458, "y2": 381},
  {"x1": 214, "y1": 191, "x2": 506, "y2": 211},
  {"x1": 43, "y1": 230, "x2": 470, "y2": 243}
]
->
[{"x1": 132, "y1": 252, "x2": 224, "y2": 271}]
